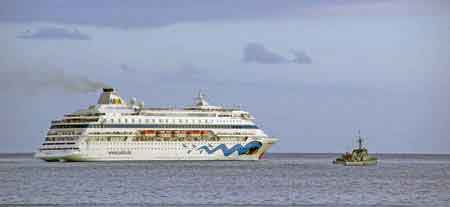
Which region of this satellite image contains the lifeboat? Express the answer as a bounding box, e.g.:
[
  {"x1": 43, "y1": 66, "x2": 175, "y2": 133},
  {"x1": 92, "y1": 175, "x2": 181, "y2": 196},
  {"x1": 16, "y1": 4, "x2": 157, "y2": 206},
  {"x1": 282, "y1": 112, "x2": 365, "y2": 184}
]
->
[
  {"x1": 159, "y1": 130, "x2": 172, "y2": 138},
  {"x1": 190, "y1": 130, "x2": 201, "y2": 137},
  {"x1": 140, "y1": 130, "x2": 156, "y2": 135},
  {"x1": 174, "y1": 130, "x2": 186, "y2": 138}
]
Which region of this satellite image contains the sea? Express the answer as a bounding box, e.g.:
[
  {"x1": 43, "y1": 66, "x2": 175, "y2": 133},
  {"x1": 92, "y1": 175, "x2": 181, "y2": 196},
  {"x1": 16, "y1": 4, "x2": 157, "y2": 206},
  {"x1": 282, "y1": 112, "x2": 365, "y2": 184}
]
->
[{"x1": 0, "y1": 153, "x2": 449, "y2": 207}]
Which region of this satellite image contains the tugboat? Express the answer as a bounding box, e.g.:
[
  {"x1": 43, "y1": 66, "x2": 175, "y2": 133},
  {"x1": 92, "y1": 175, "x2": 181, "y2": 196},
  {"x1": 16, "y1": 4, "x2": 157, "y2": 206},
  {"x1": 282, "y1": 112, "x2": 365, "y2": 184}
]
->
[{"x1": 333, "y1": 131, "x2": 378, "y2": 166}]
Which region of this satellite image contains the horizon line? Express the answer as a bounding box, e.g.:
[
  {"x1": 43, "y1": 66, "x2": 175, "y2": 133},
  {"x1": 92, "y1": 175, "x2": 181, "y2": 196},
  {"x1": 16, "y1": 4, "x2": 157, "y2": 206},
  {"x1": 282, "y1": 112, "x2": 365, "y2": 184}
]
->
[{"x1": 1, "y1": 152, "x2": 449, "y2": 156}]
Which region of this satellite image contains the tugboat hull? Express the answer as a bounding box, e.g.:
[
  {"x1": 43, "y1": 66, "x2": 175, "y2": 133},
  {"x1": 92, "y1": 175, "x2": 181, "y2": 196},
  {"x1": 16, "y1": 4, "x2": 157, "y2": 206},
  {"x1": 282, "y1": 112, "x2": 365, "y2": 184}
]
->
[{"x1": 333, "y1": 159, "x2": 378, "y2": 166}]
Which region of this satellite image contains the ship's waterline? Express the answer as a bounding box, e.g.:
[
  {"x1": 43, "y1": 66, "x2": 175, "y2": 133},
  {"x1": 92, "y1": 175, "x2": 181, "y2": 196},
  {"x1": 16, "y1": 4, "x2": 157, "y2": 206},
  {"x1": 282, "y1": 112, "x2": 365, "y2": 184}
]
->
[{"x1": 35, "y1": 88, "x2": 277, "y2": 161}]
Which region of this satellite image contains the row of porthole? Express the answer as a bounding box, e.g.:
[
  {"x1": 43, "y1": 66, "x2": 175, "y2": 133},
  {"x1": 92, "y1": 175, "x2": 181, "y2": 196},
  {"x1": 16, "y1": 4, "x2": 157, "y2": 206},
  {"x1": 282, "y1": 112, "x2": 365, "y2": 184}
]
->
[
  {"x1": 87, "y1": 141, "x2": 240, "y2": 145},
  {"x1": 105, "y1": 118, "x2": 244, "y2": 124},
  {"x1": 107, "y1": 148, "x2": 187, "y2": 151},
  {"x1": 91, "y1": 143, "x2": 239, "y2": 145},
  {"x1": 45, "y1": 137, "x2": 77, "y2": 141},
  {"x1": 50, "y1": 124, "x2": 257, "y2": 129},
  {"x1": 47, "y1": 131, "x2": 81, "y2": 136}
]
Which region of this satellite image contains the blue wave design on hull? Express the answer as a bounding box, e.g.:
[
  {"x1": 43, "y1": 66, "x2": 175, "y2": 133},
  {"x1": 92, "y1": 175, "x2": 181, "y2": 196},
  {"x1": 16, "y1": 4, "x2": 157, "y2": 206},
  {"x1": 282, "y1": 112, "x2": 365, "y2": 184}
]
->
[{"x1": 197, "y1": 141, "x2": 262, "y2": 156}]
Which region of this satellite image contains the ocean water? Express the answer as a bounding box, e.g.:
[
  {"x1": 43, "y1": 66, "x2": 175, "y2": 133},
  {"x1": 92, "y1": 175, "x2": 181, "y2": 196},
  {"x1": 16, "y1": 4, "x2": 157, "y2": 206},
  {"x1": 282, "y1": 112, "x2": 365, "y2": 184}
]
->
[{"x1": 0, "y1": 153, "x2": 449, "y2": 207}]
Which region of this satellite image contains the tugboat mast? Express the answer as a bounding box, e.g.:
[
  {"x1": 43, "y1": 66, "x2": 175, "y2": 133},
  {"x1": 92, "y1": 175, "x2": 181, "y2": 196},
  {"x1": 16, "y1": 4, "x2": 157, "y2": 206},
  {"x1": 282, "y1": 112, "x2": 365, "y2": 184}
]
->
[{"x1": 357, "y1": 130, "x2": 363, "y2": 150}]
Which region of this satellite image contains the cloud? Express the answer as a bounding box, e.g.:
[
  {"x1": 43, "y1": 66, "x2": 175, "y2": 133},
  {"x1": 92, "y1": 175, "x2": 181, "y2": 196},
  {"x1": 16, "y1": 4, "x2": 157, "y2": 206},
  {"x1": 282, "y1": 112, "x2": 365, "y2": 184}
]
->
[
  {"x1": 242, "y1": 43, "x2": 312, "y2": 64},
  {"x1": 291, "y1": 50, "x2": 312, "y2": 64},
  {"x1": 16, "y1": 27, "x2": 90, "y2": 40},
  {"x1": 0, "y1": 67, "x2": 109, "y2": 94},
  {"x1": 0, "y1": 1, "x2": 446, "y2": 28},
  {"x1": 120, "y1": 64, "x2": 137, "y2": 73},
  {"x1": 1, "y1": 1, "x2": 299, "y2": 28},
  {"x1": 242, "y1": 43, "x2": 289, "y2": 64}
]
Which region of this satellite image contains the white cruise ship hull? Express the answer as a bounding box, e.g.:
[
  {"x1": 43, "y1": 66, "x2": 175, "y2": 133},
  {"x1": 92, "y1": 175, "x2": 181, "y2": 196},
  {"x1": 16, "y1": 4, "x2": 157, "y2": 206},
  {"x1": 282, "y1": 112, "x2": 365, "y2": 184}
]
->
[
  {"x1": 35, "y1": 138, "x2": 277, "y2": 162},
  {"x1": 36, "y1": 88, "x2": 278, "y2": 162}
]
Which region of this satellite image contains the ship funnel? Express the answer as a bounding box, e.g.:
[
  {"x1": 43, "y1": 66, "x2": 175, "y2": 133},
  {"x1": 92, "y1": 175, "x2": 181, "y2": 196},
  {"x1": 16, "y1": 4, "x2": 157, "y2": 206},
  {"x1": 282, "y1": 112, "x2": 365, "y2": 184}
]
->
[
  {"x1": 97, "y1": 88, "x2": 125, "y2": 105},
  {"x1": 103, "y1": 88, "x2": 114, "y2": 92}
]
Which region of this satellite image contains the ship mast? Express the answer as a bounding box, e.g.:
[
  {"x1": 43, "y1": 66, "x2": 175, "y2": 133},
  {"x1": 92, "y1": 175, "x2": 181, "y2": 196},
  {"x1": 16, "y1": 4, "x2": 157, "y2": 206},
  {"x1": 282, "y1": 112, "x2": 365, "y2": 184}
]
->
[
  {"x1": 195, "y1": 91, "x2": 209, "y2": 107},
  {"x1": 357, "y1": 130, "x2": 363, "y2": 150}
]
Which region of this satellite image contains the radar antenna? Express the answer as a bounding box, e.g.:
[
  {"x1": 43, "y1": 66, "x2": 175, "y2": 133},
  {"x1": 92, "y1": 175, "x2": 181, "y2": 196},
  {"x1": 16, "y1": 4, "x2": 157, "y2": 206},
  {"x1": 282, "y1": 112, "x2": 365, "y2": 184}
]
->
[{"x1": 195, "y1": 91, "x2": 209, "y2": 107}]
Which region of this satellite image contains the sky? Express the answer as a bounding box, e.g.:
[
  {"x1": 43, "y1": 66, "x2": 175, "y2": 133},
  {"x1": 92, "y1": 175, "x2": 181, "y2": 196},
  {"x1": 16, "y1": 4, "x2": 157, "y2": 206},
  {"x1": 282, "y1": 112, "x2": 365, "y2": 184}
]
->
[{"x1": 1, "y1": 0, "x2": 449, "y2": 153}]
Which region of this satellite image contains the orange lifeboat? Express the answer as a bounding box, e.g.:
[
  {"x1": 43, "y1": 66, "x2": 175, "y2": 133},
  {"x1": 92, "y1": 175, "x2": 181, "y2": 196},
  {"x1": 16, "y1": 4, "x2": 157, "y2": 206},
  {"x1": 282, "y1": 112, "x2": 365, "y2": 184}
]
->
[
  {"x1": 175, "y1": 130, "x2": 186, "y2": 138},
  {"x1": 141, "y1": 130, "x2": 156, "y2": 135},
  {"x1": 160, "y1": 130, "x2": 172, "y2": 138},
  {"x1": 190, "y1": 130, "x2": 201, "y2": 137}
]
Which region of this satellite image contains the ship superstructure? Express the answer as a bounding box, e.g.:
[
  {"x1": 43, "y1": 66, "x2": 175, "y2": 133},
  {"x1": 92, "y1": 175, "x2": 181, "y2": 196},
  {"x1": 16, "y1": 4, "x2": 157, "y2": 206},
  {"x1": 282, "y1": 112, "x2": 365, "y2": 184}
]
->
[{"x1": 35, "y1": 88, "x2": 277, "y2": 161}]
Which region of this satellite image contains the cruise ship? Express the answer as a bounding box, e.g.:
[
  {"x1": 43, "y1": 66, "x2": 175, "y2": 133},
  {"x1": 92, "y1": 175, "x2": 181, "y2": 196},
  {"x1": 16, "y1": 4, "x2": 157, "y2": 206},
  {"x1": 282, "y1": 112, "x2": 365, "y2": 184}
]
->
[{"x1": 35, "y1": 88, "x2": 277, "y2": 161}]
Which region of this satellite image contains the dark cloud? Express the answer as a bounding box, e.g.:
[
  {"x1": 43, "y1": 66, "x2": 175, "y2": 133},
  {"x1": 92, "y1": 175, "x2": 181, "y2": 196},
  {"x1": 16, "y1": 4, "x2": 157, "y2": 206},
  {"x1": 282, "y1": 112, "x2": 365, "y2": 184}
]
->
[
  {"x1": 243, "y1": 43, "x2": 289, "y2": 64},
  {"x1": 242, "y1": 43, "x2": 312, "y2": 64},
  {"x1": 291, "y1": 50, "x2": 312, "y2": 64},
  {"x1": 0, "y1": 1, "x2": 446, "y2": 28},
  {"x1": 120, "y1": 64, "x2": 137, "y2": 73},
  {"x1": 0, "y1": 68, "x2": 109, "y2": 94},
  {"x1": 17, "y1": 27, "x2": 90, "y2": 40},
  {"x1": 0, "y1": 1, "x2": 304, "y2": 28}
]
